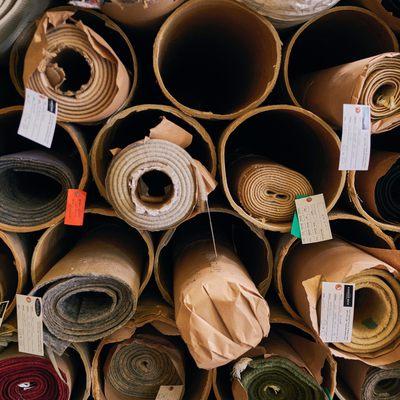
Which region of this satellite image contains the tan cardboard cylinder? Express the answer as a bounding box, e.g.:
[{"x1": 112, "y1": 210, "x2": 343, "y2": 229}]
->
[
  {"x1": 0, "y1": 106, "x2": 89, "y2": 233},
  {"x1": 219, "y1": 105, "x2": 345, "y2": 232},
  {"x1": 284, "y1": 6, "x2": 398, "y2": 109},
  {"x1": 102, "y1": 0, "x2": 186, "y2": 29},
  {"x1": 155, "y1": 206, "x2": 273, "y2": 305},
  {"x1": 153, "y1": 0, "x2": 281, "y2": 120},
  {"x1": 213, "y1": 303, "x2": 336, "y2": 400},
  {"x1": 92, "y1": 298, "x2": 212, "y2": 400},
  {"x1": 348, "y1": 150, "x2": 400, "y2": 233},
  {"x1": 354, "y1": 0, "x2": 400, "y2": 33},
  {"x1": 10, "y1": 6, "x2": 138, "y2": 124}
]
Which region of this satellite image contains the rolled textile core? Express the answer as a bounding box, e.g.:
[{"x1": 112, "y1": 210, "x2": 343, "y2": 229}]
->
[
  {"x1": 174, "y1": 239, "x2": 270, "y2": 369},
  {"x1": 231, "y1": 156, "x2": 313, "y2": 222},
  {"x1": 298, "y1": 53, "x2": 400, "y2": 133},
  {"x1": 104, "y1": 334, "x2": 185, "y2": 400},
  {"x1": 31, "y1": 226, "x2": 143, "y2": 344},
  {"x1": 0, "y1": 150, "x2": 79, "y2": 228},
  {"x1": 22, "y1": 10, "x2": 131, "y2": 124},
  {"x1": 234, "y1": 0, "x2": 340, "y2": 29},
  {"x1": 154, "y1": 0, "x2": 281, "y2": 120},
  {"x1": 106, "y1": 138, "x2": 214, "y2": 231}
]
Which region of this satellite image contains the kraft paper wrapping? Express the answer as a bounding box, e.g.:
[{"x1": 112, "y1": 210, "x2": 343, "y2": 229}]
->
[
  {"x1": 22, "y1": 10, "x2": 132, "y2": 124},
  {"x1": 0, "y1": 0, "x2": 50, "y2": 61},
  {"x1": 235, "y1": 0, "x2": 340, "y2": 29},
  {"x1": 31, "y1": 225, "x2": 144, "y2": 347},
  {"x1": 349, "y1": 150, "x2": 400, "y2": 233},
  {"x1": 231, "y1": 156, "x2": 313, "y2": 223},
  {"x1": 0, "y1": 106, "x2": 89, "y2": 233},
  {"x1": 102, "y1": 0, "x2": 186, "y2": 29},
  {"x1": 338, "y1": 358, "x2": 400, "y2": 400},
  {"x1": 299, "y1": 53, "x2": 400, "y2": 133},
  {"x1": 105, "y1": 117, "x2": 216, "y2": 232},
  {"x1": 174, "y1": 239, "x2": 270, "y2": 370},
  {"x1": 284, "y1": 7, "x2": 399, "y2": 109},
  {"x1": 282, "y1": 238, "x2": 400, "y2": 366},
  {"x1": 92, "y1": 299, "x2": 212, "y2": 400},
  {"x1": 0, "y1": 231, "x2": 29, "y2": 321},
  {"x1": 154, "y1": 0, "x2": 281, "y2": 120}
]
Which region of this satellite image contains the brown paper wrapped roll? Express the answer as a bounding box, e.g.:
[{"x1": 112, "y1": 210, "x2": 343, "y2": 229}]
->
[
  {"x1": 11, "y1": 7, "x2": 137, "y2": 124},
  {"x1": 219, "y1": 105, "x2": 345, "y2": 232},
  {"x1": 214, "y1": 303, "x2": 336, "y2": 400},
  {"x1": 92, "y1": 299, "x2": 212, "y2": 400},
  {"x1": 348, "y1": 150, "x2": 400, "y2": 233},
  {"x1": 0, "y1": 106, "x2": 88, "y2": 233},
  {"x1": 102, "y1": 0, "x2": 186, "y2": 29},
  {"x1": 298, "y1": 53, "x2": 400, "y2": 133},
  {"x1": 284, "y1": 6, "x2": 398, "y2": 109},
  {"x1": 31, "y1": 222, "x2": 145, "y2": 347},
  {"x1": 154, "y1": 0, "x2": 281, "y2": 120}
]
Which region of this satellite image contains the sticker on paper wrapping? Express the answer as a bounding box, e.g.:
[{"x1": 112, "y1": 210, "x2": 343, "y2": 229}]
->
[
  {"x1": 65, "y1": 189, "x2": 87, "y2": 226},
  {"x1": 156, "y1": 385, "x2": 184, "y2": 400}
]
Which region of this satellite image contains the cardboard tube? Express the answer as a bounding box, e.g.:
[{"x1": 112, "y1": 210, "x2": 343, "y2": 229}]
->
[
  {"x1": 213, "y1": 303, "x2": 336, "y2": 400},
  {"x1": 173, "y1": 229, "x2": 270, "y2": 369},
  {"x1": 0, "y1": 106, "x2": 88, "y2": 233},
  {"x1": 92, "y1": 299, "x2": 212, "y2": 400},
  {"x1": 153, "y1": 0, "x2": 281, "y2": 120},
  {"x1": 234, "y1": 0, "x2": 340, "y2": 29},
  {"x1": 349, "y1": 151, "x2": 400, "y2": 233},
  {"x1": 219, "y1": 105, "x2": 345, "y2": 232},
  {"x1": 101, "y1": 0, "x2": 186, "y2": 29},
  {"x1": 155, "y1": 206, "x2": 273, "y2": 305},
  {"x1": 10, "y1": 7, "x2": 137, "y2": 124},
  {"x1": 284, "y1": 7, "x2": 398, "y2": 109},
  {"x1": 31, "y1": 224, "x2": 144, "y2": 345}
]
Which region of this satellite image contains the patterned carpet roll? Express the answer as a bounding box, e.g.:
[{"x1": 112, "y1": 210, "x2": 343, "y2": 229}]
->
[{"x1": 103, "y1": 334, "x2": 185, "y2": 400}]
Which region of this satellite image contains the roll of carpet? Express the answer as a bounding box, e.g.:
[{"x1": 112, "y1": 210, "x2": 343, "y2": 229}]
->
[
  {"x1": 281, "y1": 238, "x2": 400, "y2": 366},
  {"x1": 101, "y1": 0, "x2": 186, "y2": 29},
  {"x1": 231, "y1": 156, "x2": 314, "y2": 223},
  {"x1": 0, "y1": 231, "x2": 29, "y2": 322},
  {"x1": 154, "y1": 0, "x2": 281, "y2": 120},
  {"x1": 174, "y1": 238, "x2": 270, "y2": 369},
  {"x1": 338, "y1": 358, "x2": 400, "y2": 400},
  {"x1": 21, "y1": 9, "x2": 134, "y2": 124},
  {"x1": 31, "y1": 225, "x2": 143, "y2": 346},
  {"x1": 234, "y1": 0, "x2": 340, "y2": 29},
  {"x1": 0, "y1": 0, "x2": 50, "y2": 61},
  {"x1": 348, "y1": 151, "x2": 400, "y2": 232},
  {"x1": 298, "y1": 52, "x2": 400, "y2": 133}
]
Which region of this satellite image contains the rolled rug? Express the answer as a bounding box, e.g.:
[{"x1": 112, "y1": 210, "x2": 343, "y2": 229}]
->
[
  {"x1": 103, "y1": 334, "x2": 185, "y2": 400},
  {"x1": 234, "y1": 0, "x2": 340, "y2": 29},
  {"x1": 298, "y1": 53, "x2": 400, "y2": 133},
  {"x1": 282, "y1": 238, "x2": 400, "y2": 366},
  {"x1": 22, "y1": 9, "x2": 132, "y2": 123},
  {"x1": 231, "y1": 156, "x2": 313, "y2": 223},
  {"x1": 31, "y1": 225, "x2": 143, "y2": 346},
  {"x1": 0, "y1": 0, "x2": 50, "y2": 61},
  {"x1": 174, "y1": 239, "x2": 270, "y2": 369}
]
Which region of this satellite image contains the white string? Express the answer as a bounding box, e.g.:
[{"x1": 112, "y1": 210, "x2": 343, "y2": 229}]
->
[{"x1": 205, "y1": 199, "x2": 218, "y2": 260}]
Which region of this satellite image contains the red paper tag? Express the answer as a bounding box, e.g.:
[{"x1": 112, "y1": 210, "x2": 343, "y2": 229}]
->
[{"x1": 65, "y1": 189, "x2": 86, "y2": 226}]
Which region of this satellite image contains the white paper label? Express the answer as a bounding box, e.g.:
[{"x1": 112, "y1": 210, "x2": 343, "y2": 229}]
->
[
  {"x1": 339, "y1": 104, "x2": 371, "y2": 171},
  {"x1": 295, "y1": 194, "x2": 332, "y2": 244},
  {"x1": 156, "y1": 386, "x2": 184, "y2": 400},
  {"x1": 0, "y1": 301, "x2": 8, "y2": 328},
  {"x1": 320, "y1": 282, "x2": 355, "y2": 343},
  {"x1": 69, "y1": 0, "x2": 104, "y2": 8},
  {"x1": 16, "y1": 295, "x2": 44, "y2": 356},
  {"x1": 18, "y1": 89, "x2": 57, "y2": 148}
]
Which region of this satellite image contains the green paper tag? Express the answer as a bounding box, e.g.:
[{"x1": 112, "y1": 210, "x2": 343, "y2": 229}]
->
[
  {"x1": 362, "y1": 317, "x2": 378, "y2": 329},
  {"x1": 291, "y1": 195, "x2": 308, "y2": 239},
  {"x1": 323, "y1": 387, "x2": 332, "y2": 400}
]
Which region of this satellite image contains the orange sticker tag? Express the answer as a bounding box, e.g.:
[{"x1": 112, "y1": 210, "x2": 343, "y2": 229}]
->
[{"x1": 65, "y1": 189, "x2": 86, "y2": 226}]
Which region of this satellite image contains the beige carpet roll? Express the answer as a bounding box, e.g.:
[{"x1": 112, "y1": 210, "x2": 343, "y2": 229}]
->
[
  {"x1": 174, "y1": 239, "x2": 270, "y2": 370},
  {"x1": 22, "y1": 9, "x2": 132, "y2": 123},
  {"x1": 282, "y1": 238, "x2": 400, "y2": 366},
  {"x1": 231, "y1": 156, "x2": 313, "y2": 223},
  {"x1": 299, "y1": 53, "x2": 400, "y2": 133},
  {"x1": 31, "y1": 225, "x2": 144, "y2": 346}
]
